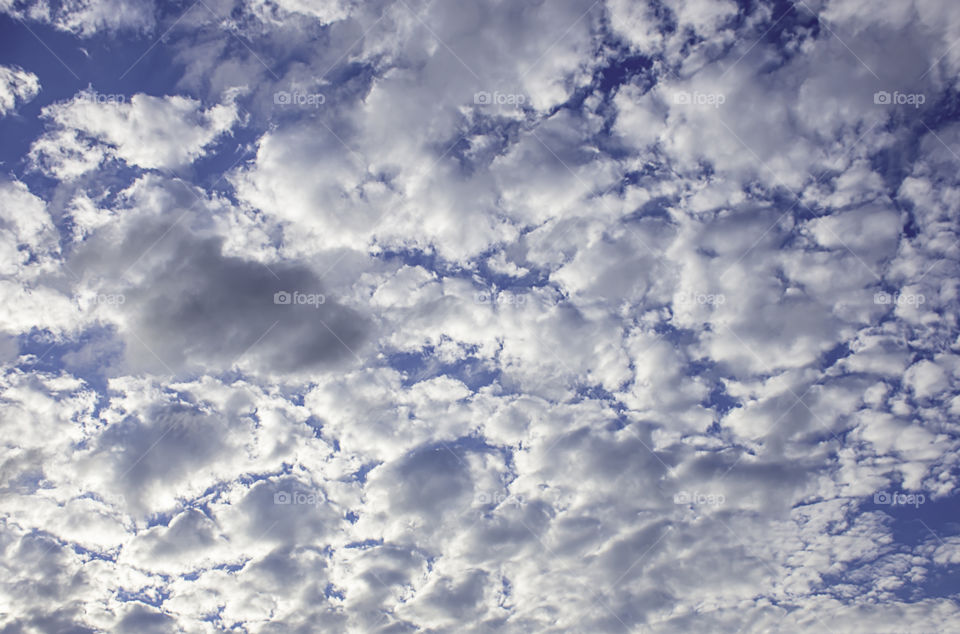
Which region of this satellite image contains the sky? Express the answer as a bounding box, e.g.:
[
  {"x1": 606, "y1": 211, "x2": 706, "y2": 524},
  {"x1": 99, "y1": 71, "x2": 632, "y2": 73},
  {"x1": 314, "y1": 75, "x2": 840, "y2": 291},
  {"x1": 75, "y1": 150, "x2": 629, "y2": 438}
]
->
[{"x1": 0, "y1": 0, "x2": 959, "y2": 632}]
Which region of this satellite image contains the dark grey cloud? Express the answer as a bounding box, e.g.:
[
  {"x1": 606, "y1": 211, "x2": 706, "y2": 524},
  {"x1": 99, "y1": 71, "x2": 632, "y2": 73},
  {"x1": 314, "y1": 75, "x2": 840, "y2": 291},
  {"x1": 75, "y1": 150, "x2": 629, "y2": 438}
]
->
[
  {"x1": 70, "y1": 215, "x2": 371, "y2": 376},
  {"x1": 115, "y1": 604, "x2": 177, "y2": 634}
]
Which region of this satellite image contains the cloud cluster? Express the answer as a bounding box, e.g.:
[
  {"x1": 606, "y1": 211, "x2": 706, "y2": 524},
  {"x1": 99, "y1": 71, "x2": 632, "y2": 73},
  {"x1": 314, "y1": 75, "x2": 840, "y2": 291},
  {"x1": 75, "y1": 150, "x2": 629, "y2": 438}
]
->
[{"x1": 1, "y1": 0, "x2": 959, "y2": 632}]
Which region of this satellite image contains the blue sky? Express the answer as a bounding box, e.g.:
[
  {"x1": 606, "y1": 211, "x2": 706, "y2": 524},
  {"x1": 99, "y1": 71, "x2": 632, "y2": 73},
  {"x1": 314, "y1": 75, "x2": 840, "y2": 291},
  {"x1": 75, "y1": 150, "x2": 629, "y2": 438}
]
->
[{"x1": 1, "y1": 0, "x2": 959, "y2": 632}]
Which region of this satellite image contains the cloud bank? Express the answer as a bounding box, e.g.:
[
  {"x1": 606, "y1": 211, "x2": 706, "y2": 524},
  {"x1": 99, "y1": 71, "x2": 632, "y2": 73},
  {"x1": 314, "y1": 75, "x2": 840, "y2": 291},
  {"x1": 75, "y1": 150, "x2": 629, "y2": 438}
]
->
[{"x1": 1, "y1": 0, "x2": 959, "y2": 632}]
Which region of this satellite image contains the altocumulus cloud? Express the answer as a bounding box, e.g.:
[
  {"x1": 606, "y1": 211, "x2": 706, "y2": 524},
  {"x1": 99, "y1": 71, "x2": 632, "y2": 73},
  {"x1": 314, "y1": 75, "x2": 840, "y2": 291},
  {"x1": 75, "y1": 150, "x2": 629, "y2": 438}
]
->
[{"x1": 0, "y1": 0, "x2": 959, "y2": 632}]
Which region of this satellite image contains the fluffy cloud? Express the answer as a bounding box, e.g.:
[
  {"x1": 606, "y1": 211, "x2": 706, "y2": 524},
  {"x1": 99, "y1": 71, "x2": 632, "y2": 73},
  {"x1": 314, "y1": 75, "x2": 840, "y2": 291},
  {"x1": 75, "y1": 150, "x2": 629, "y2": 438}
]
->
[
  {"x1": 1, "y1": 0, "x2": 959, "y2": 631},
  {"x1": 31, "y1": 91, "x2": 239, "y2": 178},
  {"x1": 0, "y1": 65, "x2": 39, "y2": 116}
]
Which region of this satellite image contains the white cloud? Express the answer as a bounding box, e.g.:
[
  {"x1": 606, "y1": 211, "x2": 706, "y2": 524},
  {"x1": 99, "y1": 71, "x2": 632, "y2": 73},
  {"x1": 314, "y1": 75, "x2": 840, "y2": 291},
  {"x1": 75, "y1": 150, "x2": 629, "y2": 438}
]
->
[
  {"x1": 0, "y1": 178, "x2": 59, "y2": 277},
  {"x1": 31, "y1": 91, "x2": 239, "y2": 178},
  {"x1": 2, "y1": 0, "x2": 156, "y2": 36},
  {"x1": 0, "y1": 65, "x2": 39, "y2": 116},
  {"x1": 2, "y1": 0, "x2": 960, "y2": 631}
]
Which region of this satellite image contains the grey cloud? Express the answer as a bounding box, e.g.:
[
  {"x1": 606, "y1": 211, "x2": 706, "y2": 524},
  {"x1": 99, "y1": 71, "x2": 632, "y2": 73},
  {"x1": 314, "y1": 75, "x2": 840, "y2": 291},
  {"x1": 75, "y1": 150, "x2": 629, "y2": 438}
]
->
[
  {"x1": 82, "y1": 401, "x2": 241, "y2": 513},
  {"x1": 382, "y1": 446, "x2": 472, "y2": 517},
  {"x1": 115, "y1": 603, "x2": 177, "y2": 634},
  {"x1": 71, "y1": 216, "x2": 370, "y2": 376},
  {"x1": 5, "y1": 0, "x2": 960, "y2": 631},
  {"x1": 232, "y1": 478, "x2": 339, "y2": 545}
]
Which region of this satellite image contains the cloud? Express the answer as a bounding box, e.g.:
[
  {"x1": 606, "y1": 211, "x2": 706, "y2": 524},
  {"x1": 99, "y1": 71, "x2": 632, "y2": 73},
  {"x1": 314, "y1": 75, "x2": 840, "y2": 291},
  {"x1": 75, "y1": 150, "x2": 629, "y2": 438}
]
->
[
  {"x1": 1, "y1": 0, "x2": 156, "y2": 36},
  {"x1": 31, "y1": 91, "x2": 239, "y2": 178},
  {"x1": 0, "y1": 178, "x2": 59, "y2": 277},
  {"x1": 0, "y1": 65, "x2": 39, "y2": 116},
  {"x1": 69, "y1": 207, "x2": 372, "y2": 376},
  {"x1": 2, "y1": 0, "x2": 960, "y2": 631}
]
